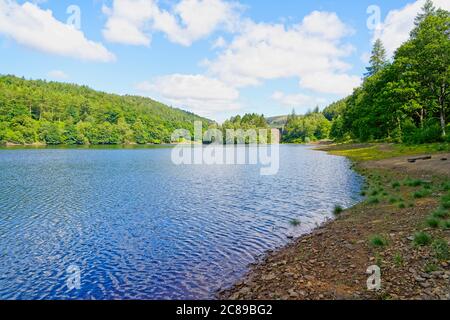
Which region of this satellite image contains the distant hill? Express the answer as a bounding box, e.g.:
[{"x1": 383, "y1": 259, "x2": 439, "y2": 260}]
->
[
  {"x1": 266, "y1": 115, "x2": 288, "y2": 129},
  {"x1": 0, "y1": 75, "x2": 212, "y2": 145}
]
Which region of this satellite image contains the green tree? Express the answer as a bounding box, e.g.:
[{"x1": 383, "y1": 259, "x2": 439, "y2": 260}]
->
[
  {"x1": 327, "y1": 2, "x2": 450, "y2": 142},
  {"x1": 132, "y1": 119, "x2": 149, "y2": 144},
  {"x1": 365, "y1": 39, "x2": 388, "y2": 77}
]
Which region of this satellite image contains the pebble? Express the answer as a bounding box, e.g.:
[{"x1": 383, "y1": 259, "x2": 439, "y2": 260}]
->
[
  {"x1": 262, "y1": 274, "x2": 276, "y2": 281},
  {"x1": 288, "y1": 289, "x2": 299, "y2": 298},
  {"x1": 420, "y1": 282, "x2": 430, "y2": 289},
  {"x1": 431, "y1": 271, "x2": 443, "y2": 278}
]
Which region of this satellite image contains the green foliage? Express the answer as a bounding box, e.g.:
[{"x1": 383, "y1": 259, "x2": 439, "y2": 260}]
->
[
  {"x1": 389, "y1": 197, "x2": 398, "y2": 204},
  {"x1": 282, "y1": 110, "x2": 331, "y2": 143},
  {"x1": 413, "y1": 232, "x2": 432, "y2": 246},
  {"x1": 432, "y1": 208, "x2": 449, "y2": 219},
  {"x1": 333, "y1": 205, "x2": 343, "y2": 215},
  {"x1": 440, "y1": 181, "x2": 450, "y2": 191},
  {"x1": 393, "y1": 253, "x2": 404, "y2": 267},
  {"x1": 426, "y1": 216, "x2": 440, "y2": 228},
  {"x1": 403, "y1": 178, "x2": 425, "y2": 187},
  {"x1": 289, "y1": 219, "x2": 301, "y2": 227},
  {"x1": 424, "y1": 263, "x2": 438, "y2": 273},
  {"x1": 412, "y1": 188, "x2": 432, "y2": 199},
  {"x1": 327, "y1": 4, "x2": 450, "y2": 143},
  {"x1": 365, "y1": 39, "x2": 388, "y2": 77},
  {"x1": 369, "y1": 235, "x2": 388, "y2": 248},
  {"x1": 403, "y1": 120, "x2": 444, "y2": 144},
  {"x1": 322, "y1": 98, "x2": 347, "y2": 121},
  {"x1": 220, "y1": 113, "x2": 271, "y2": 144},
  {"x1": 392, "y1": 181, "x2": 401, "y2": 188},
  {"x1": 367, "y1": 196, "x2": 380, "y2": 204},
  {"x1": 0, "y1": 75, "x2": 211, "y2": 145},
  {"x1": 432, "y1": 239, "x2": 450, "y2": 260},
  {"x1": 441, "y1": 193, "x2": 450, "y2": 209},
  {"x1": 441, "y1": 220, "x2": 450, "y2": 230}
]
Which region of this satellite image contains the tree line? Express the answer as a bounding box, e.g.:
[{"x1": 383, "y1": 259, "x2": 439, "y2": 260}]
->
[
  {"x1": 1, "y1": 1, "x2": 448, "y2": 146},
  {"x1": 328, "y1": 0, "x2": 450, "y2": 144},
  {"x1": 0, "y1": 75, "x2": 210, "y2": 145}
]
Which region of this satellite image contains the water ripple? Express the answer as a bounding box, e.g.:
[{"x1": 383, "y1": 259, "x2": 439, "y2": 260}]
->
[{"x1": 0, "y1": 145, "x2": 363, "y2": 299}]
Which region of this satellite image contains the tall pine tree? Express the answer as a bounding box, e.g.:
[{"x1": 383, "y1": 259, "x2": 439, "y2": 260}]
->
[
  {"x1": 415, "y1": 0, "x2": 436, "y2": 26},
  {"x1": 365, "y1": 39, "x2": 388, "y2": 77}
]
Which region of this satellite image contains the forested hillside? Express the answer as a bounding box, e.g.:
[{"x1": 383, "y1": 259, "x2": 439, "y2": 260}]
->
[{"x1": 0, "y1": 75, "x2": 211, "y2": 145}]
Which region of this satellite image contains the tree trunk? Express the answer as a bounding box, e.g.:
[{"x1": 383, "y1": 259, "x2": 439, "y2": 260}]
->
[
  {"x1": 439, "y1": 85, "x2": 446, "y2": 137},
  {"x1": 440, "y1": 106, "x2": 446, "y2": 137}
]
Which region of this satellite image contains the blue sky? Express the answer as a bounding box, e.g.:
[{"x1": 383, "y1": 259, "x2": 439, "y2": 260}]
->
[{"x1": 1, "y1": 0, "x2": 447, "y2": 122}]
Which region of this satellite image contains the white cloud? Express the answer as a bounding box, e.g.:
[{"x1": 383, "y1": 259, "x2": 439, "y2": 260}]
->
[
  {"x1": 271, "y1": 91, "x2": 326, "y2": 110},
  {"x1": 374, "y1": 0, "x2": 450, "y2": 57},
  {"x1": 102, "y1": 0, "x2": 154, "y2": 46},
  {"x1": 300, "y1": 72, "x2": 360, "y2": 95},
  {"x1": 0, "y1": 0, "x2": 115, "y2": 62},
  {"x1": 102, "y1": 0, "x2": 241, "y2": 47},
  {"x1": 211, "y1": 36, "x2": 227, "y2": 49},
  {"x1": 48, "y1": 70, "x2": 68, "y2": 79},
  {"x1": 136, "y1": 74, "x2": 240, "y2": 116},
  {"x1": 204, "y1": 11, "x2": 361, "y2": 95},
  {"x1": 360, "y1": 51, "x2": 371, "y2": 64},
  {"x1": 301, "y1": 10, "x2": 352, "y2": 40}
]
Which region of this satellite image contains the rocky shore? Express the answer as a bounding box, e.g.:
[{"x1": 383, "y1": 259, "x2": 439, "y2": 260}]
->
[{"x1": 219, "y1": 145, "x2": 450, "y2": 300}]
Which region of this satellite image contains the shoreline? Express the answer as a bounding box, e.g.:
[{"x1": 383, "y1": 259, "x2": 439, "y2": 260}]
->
[{"x1": 219, "y1": 143, "x2": 450, "y2": 300}]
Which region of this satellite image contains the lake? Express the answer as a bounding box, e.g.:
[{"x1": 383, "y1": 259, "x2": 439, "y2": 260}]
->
[{"x1": 0, "y1": 145, "x2": 363, "y2": 299}]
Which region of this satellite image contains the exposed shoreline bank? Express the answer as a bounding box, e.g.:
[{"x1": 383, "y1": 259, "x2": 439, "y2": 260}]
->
[{"x1": 219, "y1": 143, "x2": 450, "y2": 300}]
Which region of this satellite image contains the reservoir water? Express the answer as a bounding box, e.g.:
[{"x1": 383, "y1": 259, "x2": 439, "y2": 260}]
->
[{"x1": 0, "y1": 145, "x2": 362, "y2": 299}]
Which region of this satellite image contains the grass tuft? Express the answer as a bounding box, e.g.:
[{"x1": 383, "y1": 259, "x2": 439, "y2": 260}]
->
[
  {"x1": 333, "y1": 205, "x2": 344, "y2": 215},
  {"x1": 432, "y1": 239, "x2": 450, "y2": 261},
  {"x1": 289, "y1": 219, "x2": 301, "y2": 227},
  {"x1": 440, "y1": 220, "x2": 450, "y2": 230},
  {"x1": 432, "y1": 208, "x2": 449, "y2": 219},
  {"x1": 413, "y1": 232, "x2": 432, "y2": 246},
  {"x1": 389, "y1": 197, "x2": 398, "y2": 204},
  {"x1": 441, "y1": 193, "x2": 450, "y2": 209},
  {"x1": 412, "y1": 188, "x2": 432, "y2": 199},
  {"x1": 369, "y1": 235, "x2": 388, "y2": 248},
  {"x1": 392, "y1": 181, "x2": 401, "y2": 188},
  {"x1": 440, "y1": 181, "x2": 450, "y2": 191},
  {"x1": 367, "y1": 196, "x2": 380, "y2": 205},
  {"x1": 424, "y1": 263, "x2": 438, "y2": 273},
  {"x1": 426, "y1": 216, "x2": 440, "y2": 228},
  {"x1": 393, "y1": 253, "x2": 404, "y2": 267},
  {"x1": 404, "y1": 179, "x2": 424, "y2": 187}
]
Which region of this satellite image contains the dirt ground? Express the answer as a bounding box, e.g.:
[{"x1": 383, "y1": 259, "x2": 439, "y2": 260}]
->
[{"x1": 363, "y1": 153, "x2": 450, "y2": 177}]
